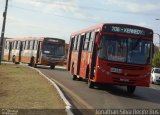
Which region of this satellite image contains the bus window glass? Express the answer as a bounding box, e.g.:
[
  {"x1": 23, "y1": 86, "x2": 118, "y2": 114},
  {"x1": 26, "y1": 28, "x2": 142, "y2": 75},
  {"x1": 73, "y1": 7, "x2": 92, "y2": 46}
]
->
[
  {"x1": 17, "y1": 41, "x2": 20, "y2": 49},
  {"x1": 89, "y1": 32, "x2": 95, "y2": 51},
  {"x1": 99, "y1": 36, "x2": 127, "y2": 62},
  {"x1": 98, "y1": 36, "x2": 152, "y2": 64},
  {"x1": 73, "y1": 36, "x2": 78, "y2": 50},
  {"x1": 23, "y1": 41, "x2": 26, "y2": 50},
  {"x1": 12, "y1": 42, "x2": 14, "y2": 49},
  {"x1": 30, "y1": 41, "x2": 33, "y2": 50},
  {"x1": 5, "y1": 41, "x2": 7, "y2": 49},
  {"x1": 128, "y1": 38, "x2": 151, "y2": 64},
  {"x1": 70, "y1": 37, "x2": 75, "y2": 51},
  {"x1": 27, "y1": 41, "x2": 30, "y2": 50},
  {"x1": 32, "y1": 40, "x2": 35, "y2": 50},
  {"x1": 15, "y1": 41, "x2": 17, "y2": 49},
  {"x1": 14, "y1": 41, "x2": 16, "y2": 49},
  {"x1": 77, "y1": 35, "x2": 81, "y2": 51},
  {"x1": 34, "y1": 41, "x2": 37, "y2": 50},
  {"x1": 43, "y1": 44, "x2": 65, "y2": 57},
  {"x1": 83, "y1": 33, "x2": 90, "y2": 50}
]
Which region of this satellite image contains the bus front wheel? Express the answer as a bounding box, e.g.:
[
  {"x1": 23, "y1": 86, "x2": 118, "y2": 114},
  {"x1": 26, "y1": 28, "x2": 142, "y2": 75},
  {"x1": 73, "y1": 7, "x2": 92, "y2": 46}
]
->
[
  {"x1": 88, "y1": 80, "x2": 94, "y2": 88},
  {"x1": 12, "y1": 55, "x2": 16, "y2": 63},
  {"x1": 72, "y1": 75, "x2": 77, "y2": 80},
  {"x1": 50, "y1": 65, "x2": 55, "y2": 69},
  {"x1": 127, "y1": 86, "x2": 136, "y2": 94}
]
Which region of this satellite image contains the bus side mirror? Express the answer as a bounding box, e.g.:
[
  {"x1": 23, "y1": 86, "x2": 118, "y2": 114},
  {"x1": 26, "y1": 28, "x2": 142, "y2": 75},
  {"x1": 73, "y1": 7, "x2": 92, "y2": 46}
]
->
[{"x1": 152, "y1": 43, "x2": 154, "y2": 58}]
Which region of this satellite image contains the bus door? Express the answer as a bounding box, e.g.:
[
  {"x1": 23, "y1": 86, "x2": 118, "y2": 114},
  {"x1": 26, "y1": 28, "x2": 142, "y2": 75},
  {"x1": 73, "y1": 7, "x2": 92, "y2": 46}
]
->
[
  {"x1": 89, "y1": 32, "x2": 99, "y2": 79},
  {"x1": 18, "y1": 41, "x2": 23, "y2": 62},
  {"x1": 8, "y1": 42, "x2": 12, "y2": 61},
  {"x1": 77, "y1": 35, "x2": 84, "y2": 75},
  {"x1": 36, "y1": 41, "x2": 42, "y2": 63},
  {"x1": 67, "y1": 37, "x2": 75, "y2": 71}
]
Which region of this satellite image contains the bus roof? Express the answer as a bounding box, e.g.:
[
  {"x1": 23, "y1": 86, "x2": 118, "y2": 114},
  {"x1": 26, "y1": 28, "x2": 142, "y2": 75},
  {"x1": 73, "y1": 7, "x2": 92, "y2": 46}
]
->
[
  {"x1": 71, "y1": 23, "x2": 153, "y2": 36},
  {"x1": 5, "y1": 37, "x2": 65, "y2": 42}
]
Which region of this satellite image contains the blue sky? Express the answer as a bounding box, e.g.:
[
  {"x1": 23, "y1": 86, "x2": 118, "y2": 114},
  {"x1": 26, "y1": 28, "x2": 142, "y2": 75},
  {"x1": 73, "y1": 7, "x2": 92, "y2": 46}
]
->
[{"x1": 0, "y1": 0, "x2": 160, "y2": 44}]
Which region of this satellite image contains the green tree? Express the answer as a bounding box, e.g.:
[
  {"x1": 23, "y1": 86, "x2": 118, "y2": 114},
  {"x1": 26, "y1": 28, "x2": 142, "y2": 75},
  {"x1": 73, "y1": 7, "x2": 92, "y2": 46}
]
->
[{"x1": 152, "y1": 51, "x2": 160, "y2": 67}]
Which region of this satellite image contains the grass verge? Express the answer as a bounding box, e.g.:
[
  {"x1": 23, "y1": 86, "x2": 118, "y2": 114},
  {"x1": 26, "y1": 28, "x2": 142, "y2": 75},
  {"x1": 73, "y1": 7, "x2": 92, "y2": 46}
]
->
[{"x1": 0, "y1": 64, "x2": 65, "y2": 110}]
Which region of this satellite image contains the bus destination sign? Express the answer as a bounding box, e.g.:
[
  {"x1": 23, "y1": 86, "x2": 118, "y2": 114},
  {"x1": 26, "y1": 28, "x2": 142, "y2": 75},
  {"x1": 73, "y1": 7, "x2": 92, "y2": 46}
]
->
[
  {"x1": 48, "y1": 39, "x2": 59, "y2": 42},
  {"x1": 111, "y1": 26, "x2": 145, "y2": 35},
  {"x1": 103, "y1": 25, "x2": 153, "y2": 36}
]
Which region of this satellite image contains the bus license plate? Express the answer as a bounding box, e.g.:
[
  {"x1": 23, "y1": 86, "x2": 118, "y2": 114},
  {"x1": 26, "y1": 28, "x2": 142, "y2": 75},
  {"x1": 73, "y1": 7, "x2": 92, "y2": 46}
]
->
[
  {"x1": 120, "y1": 79, "x2": 129, "y2": 82},
  {"x1": 111, "y1": 68, "x2": 122, "y2": 73}
]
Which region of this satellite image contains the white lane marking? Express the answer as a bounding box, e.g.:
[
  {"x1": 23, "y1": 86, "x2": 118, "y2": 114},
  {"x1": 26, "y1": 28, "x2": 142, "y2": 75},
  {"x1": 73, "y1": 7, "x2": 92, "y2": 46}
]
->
[{"x1": 28, "y1": 66, "x2": 74, "y2": 115}]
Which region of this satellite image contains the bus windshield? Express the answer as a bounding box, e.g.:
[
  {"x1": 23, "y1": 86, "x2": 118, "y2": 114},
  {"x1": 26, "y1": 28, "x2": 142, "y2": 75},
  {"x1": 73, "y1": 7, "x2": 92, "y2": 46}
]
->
[
  {"x1": 43, "y1": 44, "x2": 65, "y2": 57},
  {"x1": 98, "y1": 35, "x2": 152, "y2": 64}
]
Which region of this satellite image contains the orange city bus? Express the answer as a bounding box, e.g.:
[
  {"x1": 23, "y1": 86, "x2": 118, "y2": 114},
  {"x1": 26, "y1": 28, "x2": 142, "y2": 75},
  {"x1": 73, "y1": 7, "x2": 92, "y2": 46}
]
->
[
  {"x1": 67, "y1": 23, "x2": 153, "y2": 94},
  {"x1": 3, "y1": 37, "x2": 65, "y2": 69}
]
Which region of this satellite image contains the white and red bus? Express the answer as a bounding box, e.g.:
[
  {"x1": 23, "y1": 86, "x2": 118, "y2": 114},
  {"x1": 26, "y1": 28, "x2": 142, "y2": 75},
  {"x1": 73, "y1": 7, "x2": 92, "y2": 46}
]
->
[
  {"x1": 4, "y1": 37, "x2": 65, "y2": 69},
  {"x1": 67, "y1": 23, "x2": 153, "y2": 94}
]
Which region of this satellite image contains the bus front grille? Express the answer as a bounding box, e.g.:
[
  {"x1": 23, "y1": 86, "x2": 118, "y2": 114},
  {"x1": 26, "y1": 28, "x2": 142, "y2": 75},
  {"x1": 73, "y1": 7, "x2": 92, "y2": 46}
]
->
[{"x1": 108, "y1": 63, "x2": 144, "y2": 70}]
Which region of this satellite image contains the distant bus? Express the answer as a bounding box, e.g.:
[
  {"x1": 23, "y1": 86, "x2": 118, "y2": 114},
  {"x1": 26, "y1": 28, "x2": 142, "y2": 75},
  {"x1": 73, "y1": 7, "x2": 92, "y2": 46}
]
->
[
  {"x1": 4, "y1": 37, "x2": 65, "y2": 69},
  {"x1": 67, "y1": 23, "x2": 153, "y2": 94}
]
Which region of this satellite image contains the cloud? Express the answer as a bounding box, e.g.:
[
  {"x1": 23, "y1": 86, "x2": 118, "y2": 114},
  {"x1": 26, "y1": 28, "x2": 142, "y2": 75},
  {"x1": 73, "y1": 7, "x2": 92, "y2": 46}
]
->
[
  {"x1": 105, "y1": 0, "x2": 160, "y2": 14},
  {"x1": 12, "y1": 0, "x2": 99, "y2": 22},
  {"x1": 13, "y1": 0, "x2": 79, "y2": 14}
]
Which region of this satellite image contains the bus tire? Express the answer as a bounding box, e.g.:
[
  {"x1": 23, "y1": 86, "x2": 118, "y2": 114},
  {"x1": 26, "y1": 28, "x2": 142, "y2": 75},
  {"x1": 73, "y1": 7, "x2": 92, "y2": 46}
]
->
[
  {"x1": 34, "y1": 64, "x2": 37, "y2": 68},
  {"x1": 50, "y1": 65, "x2": 55, "y2": 69},
  {"x1": 77, "y1": 77, "x2": 82, "y2": 81},
  {"x1": 86, "y1": 66, "x2": 89, "y2": 79},
  {"x1": 12, "y1": 55, "x2": 16, "y2": 63},
  {"x1": 72, "y1": 75, "x2": 77, "y2": 80},
  {"x1": 88, "y1": 80, "x2": 94, "y2": 88},
  {"x1": 29, "y1": 56, "x2": 35, "y2": 67},
  {"x1": 71, "y1": 63, "x2": 74, "y2": 75},
  {"x1": 127, "y1": 86, "x2": 136, "y2": 94}
]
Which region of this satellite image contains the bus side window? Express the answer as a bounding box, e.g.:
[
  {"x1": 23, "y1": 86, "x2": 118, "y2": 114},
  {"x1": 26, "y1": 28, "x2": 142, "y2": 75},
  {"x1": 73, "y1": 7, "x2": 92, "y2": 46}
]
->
[
  {"x1": 13, "y1": 41, "x2": 15, "y2": 49},
  {"x1": 23, "y1": 41, "x2": 26, "y2": 50},
  {"x1": 30, "y1": 41, "x2": 33, "y2": 50},
  {"x1": 11, "y1": 41, "x2": 14, "y2": 49},
  {"x1": 83, "y1": 32, "x2": 91, "y2": 51},
  {"x1": 27, "y1": 41, "x2": 30, "y2": 50},
  {"x1": 5, "y1": 41, "x2": 7, "y2": 49},
  {"x1": 15, "y1": 41, "x2": 18, "y2": 49},
  {"x1": 77, "y1": 35, "x2": 81, "y2": 51},
  {"x1": 34, "y1": 41, "x2": 37, "y2": 50},
  {"x1": 32, "y1": 40, "x2": 35, "y2": 50},
  {"x1": 6, "y1": 41, "x2": 9, "y2": 49},
  {"x1": 73, "y1": 36, "x2": 78, "y2": 51},
  {"x1": 17, "y1": 41, "x2": 20, "y2": 50},
  {"x1": 89, "y1": 32, "x2": 95, "y2": 52},
  {"x1": 69, "y1": 37, "x2": 75, "y2": 52},
  {"x1": 25, "y1": 41, "x2": 28, "y2": 50},
  {"x1": 7, "y1": 41, "x2": 9, "y2": 49}
]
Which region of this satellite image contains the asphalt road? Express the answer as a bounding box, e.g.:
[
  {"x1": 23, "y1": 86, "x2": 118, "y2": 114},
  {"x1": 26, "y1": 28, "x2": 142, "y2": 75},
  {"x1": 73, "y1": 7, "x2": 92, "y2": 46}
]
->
[{"x1": 38, "y1": 66, "x2": 160, "y2": 114}]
